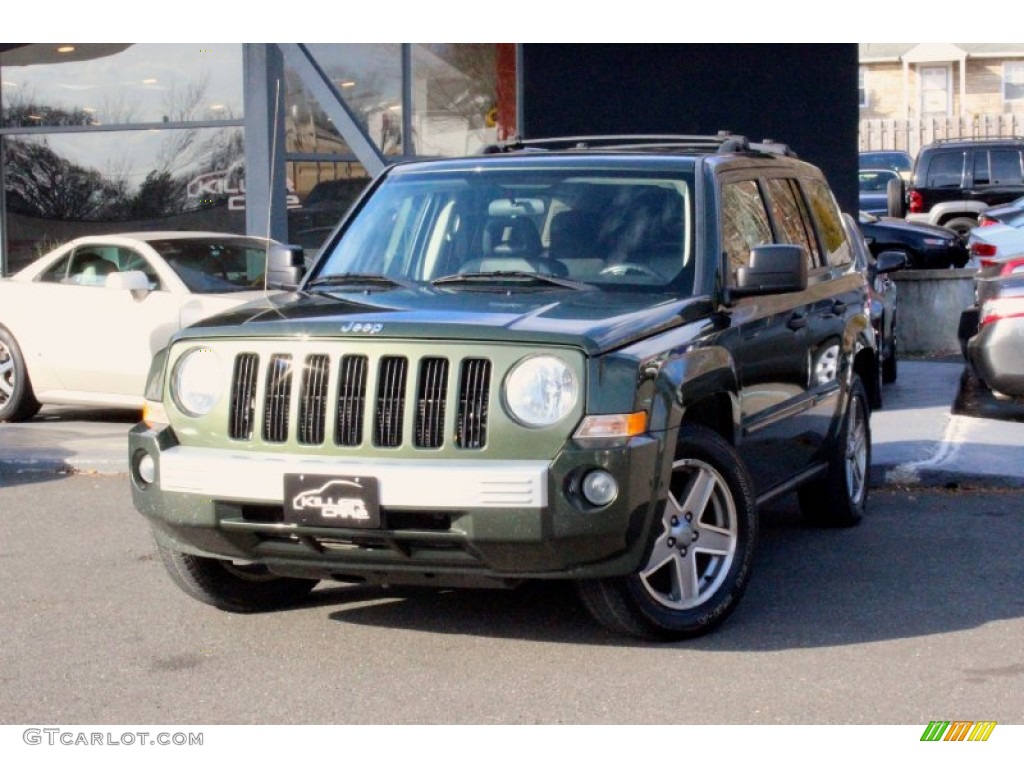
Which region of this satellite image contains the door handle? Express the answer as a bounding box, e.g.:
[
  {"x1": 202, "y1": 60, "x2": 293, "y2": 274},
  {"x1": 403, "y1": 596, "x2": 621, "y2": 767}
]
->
[
  {"x1": 830, "y1": 300, "x2": 847, "y2": 316},
  {"x1": 787, "y1": 311, "x2": 808, "y2": 330}
]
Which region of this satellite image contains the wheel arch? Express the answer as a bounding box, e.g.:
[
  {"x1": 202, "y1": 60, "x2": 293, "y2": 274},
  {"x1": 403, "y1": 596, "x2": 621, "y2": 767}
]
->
[{"x1": 652, "y1": 346, "x2": 740, "y2": 446}]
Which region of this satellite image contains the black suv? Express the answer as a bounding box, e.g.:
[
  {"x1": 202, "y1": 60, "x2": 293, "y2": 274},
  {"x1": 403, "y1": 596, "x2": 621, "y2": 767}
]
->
[
  {"x1": 130, "y1": 134, "x2": 880, "y2": 641},
  {"x1": 906, "y1": 137, "x2": 1024, "y2": 236}
]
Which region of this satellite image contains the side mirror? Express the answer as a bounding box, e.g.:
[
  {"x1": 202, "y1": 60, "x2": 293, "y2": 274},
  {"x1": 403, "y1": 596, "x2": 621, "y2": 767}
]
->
[
  {"x1": 730, "y1": 244, "x2": 808, "y2": 299},
  {"x1": 266, "y1": 244, "x2": 306, "y2": 290},
  {"x1": 105, "y1": 270, "x2": 152, "y2": 299},
  {"x1": 875, "y1": 250, "x2": 908, "y2": 274}
]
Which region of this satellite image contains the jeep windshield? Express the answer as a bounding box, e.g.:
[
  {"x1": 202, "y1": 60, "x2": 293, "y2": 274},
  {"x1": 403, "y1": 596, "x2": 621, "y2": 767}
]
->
[{"x1": 308, "y1": 165, "x2": 696, "y2": 293}]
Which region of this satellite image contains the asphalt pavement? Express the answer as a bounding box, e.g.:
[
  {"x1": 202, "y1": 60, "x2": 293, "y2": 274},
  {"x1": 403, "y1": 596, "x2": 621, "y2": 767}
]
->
[{"x1": 1, "y1": 359, "x2": 1023, "y2": 488}]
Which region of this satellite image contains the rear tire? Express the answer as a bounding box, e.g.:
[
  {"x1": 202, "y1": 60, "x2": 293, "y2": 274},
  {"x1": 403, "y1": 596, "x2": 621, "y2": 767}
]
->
[
  {"x1": 157, "y1": 541, "x2": 318, "y2": 613},
  {"x1": 0, "y1": 327, "x2": 41, "y2": 423},
  {"x1": 943, "y1": 216, "x2": 977, "y2": 238},
  {"x1": 798, "y1": 375, "x2": 870, "y2": 527},
  {"x1": 576, "y1": 425, "x2": 757, "y2": 641}
]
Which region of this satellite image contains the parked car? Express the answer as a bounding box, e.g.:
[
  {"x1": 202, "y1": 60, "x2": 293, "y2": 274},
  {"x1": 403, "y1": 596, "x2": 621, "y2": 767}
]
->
[
  {"x1": 859, "y1": 150, "x2": 913, "y2": 181},
  {"x1": 906, "y1": 137, "x2": 1024, "y2": 237},
  {"x1": 131, "y1": 133, "x2": 881, "y2": 642},
  {"x1": 957, "y1": 246, "x2": 1024, "y2": 358},
  {"x1": 859, "y1": 169, "x2": 903, "y2": 216},
  {"x1": 0, "y1": 232, "x2": 301, "y2": 422},
  {"x1": 964, "y1": 274, "x2": 1024, "y2": 399},
  {"x1": 857, "y1": 211, "x2": 968, "y2": 269},
  {"x1": 845, "y1": 213, "x2": 906, "y2": 387},
  {"x1": 977, "y1": 194, "x2": 1024, "y2": 227},
  {"x1": 965, "y1": 220, "x2": 1024, "y2": 269}
]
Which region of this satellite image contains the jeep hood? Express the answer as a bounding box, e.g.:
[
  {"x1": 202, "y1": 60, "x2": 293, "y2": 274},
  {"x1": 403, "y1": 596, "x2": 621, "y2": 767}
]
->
[{"x1": 182, "y1": 288, "x2": 713, "y2": 355}]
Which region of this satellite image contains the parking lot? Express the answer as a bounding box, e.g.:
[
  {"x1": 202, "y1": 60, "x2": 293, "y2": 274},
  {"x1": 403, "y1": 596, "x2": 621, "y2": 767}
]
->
[{"x1": 1, "y1": 472, "x2": 1022, "y2": 725}]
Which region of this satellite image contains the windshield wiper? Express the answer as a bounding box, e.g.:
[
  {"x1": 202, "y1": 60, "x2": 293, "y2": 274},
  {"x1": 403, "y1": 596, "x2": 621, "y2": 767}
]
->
[
  {"x1": 432, "y1": 271, "x2": 592, "y2": 291},
  {"x1": 304, "y1": 273, "x2": 410, "y2": 291}
]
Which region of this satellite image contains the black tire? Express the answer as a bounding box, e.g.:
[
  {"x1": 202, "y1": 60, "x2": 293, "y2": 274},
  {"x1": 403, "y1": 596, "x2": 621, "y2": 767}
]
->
[
  {"x1": 576, "y1": 424, "x2": 758, "y2": 641},
  {"x1": 882, "y1": 339, "x2": 898, "y2": 384},
  {"x1": 943, "y1": 216, "x2": 977, "y2": 238},
  {"x1": 886, "y1": 177, "x2": 905, "y2": 218},
  {"x1": 0, "y1": 327, "x2": 41, "y2": 423},
  {"x1": 798, "y1": 374, "x2": 871, "y2": 527},
  {"x1": 157, "y1": 540, "x2": 318, "y2": 613}
]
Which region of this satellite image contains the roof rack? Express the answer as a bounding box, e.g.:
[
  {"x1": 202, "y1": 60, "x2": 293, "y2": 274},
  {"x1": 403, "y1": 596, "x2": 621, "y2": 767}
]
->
[{"x1": 480, "y1": 133, "x2": 797, "y2": 157}]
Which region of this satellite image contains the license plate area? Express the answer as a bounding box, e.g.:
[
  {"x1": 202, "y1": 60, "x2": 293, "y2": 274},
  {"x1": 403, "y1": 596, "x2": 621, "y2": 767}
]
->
[{"x1": 283, "y1": 473, "x2": 380, "y2": 528}]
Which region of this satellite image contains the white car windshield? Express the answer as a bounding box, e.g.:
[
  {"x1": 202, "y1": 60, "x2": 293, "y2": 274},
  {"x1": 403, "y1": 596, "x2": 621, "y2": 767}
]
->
[{"x1": 149, "y1": 238, "x2": 270, "y2": 293}]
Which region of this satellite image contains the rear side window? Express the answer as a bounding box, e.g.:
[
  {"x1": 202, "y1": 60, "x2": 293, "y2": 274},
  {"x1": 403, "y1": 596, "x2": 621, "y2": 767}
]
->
[
  {"x1": 764, "y1": 178, "x2": 821, "y2": 270},
  {"x1": 802, "y1": 179, "x2": 851, "y2": 268},
  {"x1": 720, "y1": 180, "x2": 773, "y2": 283},
  {"x1": 983, "y1": 149, "x2": 1024, "y2": 186},
  {"x1": 925, "y1": 151, "x2": 964, "y2": 188}
]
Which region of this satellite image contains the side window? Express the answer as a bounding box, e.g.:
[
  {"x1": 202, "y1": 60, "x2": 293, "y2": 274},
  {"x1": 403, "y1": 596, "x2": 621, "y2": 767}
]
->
[
  {"x1": 989, "y1": 149, "x2": 1024, "y2": 186},
  {"x1": 802, "y1": 179, "x2": 852, "y2": 269},
  {"x1": 37, "y1": 254, "x2": 73, "y2": 283},
  {"x1": 720, "y1": 179, "x2": 773, "y2": 284},
  {"x1": 67, "y1": 247, "x2": 120, "y2": 287},
  {"x1": 764, "y1": 178, "x2": 820, "y2": 270},
  {"x1": 974, "y1": 151, "x2": 991, "y2": 185},
  {"x1": 925, "y1": 151, "x2": 964, "y2": 188},
  {"x1": 116, "y1": 247, "x2": 162, "y2": 289}
]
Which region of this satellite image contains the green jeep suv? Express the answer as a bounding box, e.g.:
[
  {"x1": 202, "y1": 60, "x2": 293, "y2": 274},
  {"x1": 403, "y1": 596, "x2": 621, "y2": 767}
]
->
[{"x1": 131, "y1": 135, "x2": 879, "y2": 640}]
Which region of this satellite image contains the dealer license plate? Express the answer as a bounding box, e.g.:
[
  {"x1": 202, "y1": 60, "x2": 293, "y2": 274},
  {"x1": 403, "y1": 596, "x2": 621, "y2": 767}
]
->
[{"x1": 283, "y1": 473, "x2": 381, "y2": 528}]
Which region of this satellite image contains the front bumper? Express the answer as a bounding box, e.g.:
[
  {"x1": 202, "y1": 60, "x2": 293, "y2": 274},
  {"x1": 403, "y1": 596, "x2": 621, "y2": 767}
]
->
[{"x1": 130, "y1": 423, "x2": 667, "y2": 582}]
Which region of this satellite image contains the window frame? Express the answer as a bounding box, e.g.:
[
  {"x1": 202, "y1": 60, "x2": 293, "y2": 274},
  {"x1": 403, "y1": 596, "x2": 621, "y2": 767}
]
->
[{"x1": 1003, "y1": 61, "x2": 1024, "y2": 105}]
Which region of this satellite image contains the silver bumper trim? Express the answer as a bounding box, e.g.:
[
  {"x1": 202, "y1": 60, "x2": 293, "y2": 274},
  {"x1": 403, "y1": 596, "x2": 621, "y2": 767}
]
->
[{"x1": 157, "y1": 447, "x2": 549, "y2": 508}]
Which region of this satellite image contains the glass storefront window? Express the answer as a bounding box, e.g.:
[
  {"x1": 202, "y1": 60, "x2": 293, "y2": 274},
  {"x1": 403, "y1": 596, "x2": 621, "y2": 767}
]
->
[
  {"x1": 287, "y1": 160, "x2": 371, "y2": 255},
  {"x1": 1, "y1": 44, "x2": 243, "y2": 127},
  {"x1": 286, "y1": 44, "x2": 403, "y2": 156},
  {"x1": 411, "y1": 44, "x2": 516, "y2": 155},
  {"x1": 3, "y1": 127, "x2": 246, "y2": 272}
]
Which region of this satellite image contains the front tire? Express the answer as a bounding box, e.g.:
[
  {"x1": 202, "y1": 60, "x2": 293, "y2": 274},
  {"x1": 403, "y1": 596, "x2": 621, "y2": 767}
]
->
[
  {"x1": 577, "y1": 425, "x2": 757, "y2": 641},
  {"x1": 157, "y1": 541, "x2": 318, "y2": 613},
  {"x1": 798, "y1": 374, "x2": 871, "y2": 527},
  {"x1": 0, "y1": 327, "x2": 41, "y2": 423},
  {"x1": 882, "y1": 338, "x2": 898, "y2": 384}
]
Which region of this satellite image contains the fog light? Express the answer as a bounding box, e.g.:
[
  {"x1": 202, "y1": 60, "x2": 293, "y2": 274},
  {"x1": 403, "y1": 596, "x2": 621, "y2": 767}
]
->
[
  {"x1": 581, "y1": 470, "x2": 618, "y2": 506},
  {"x1": 137, "y1": 453, "x2": 156, "y2": 485}
]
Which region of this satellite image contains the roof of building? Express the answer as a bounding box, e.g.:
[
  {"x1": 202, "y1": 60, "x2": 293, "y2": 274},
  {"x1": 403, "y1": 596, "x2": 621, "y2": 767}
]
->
[{"x1": 860, "y1": 43, "x2": 1024, "y2": 63}]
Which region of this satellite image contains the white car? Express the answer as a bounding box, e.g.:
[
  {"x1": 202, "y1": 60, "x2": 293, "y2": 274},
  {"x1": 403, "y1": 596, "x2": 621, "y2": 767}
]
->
[
  {"x1": 966, "y1": 219, "x2": 1024, "y2": 269},
  {"x1": 0, "y1": 232, "x2": 289, "y2": 422}
]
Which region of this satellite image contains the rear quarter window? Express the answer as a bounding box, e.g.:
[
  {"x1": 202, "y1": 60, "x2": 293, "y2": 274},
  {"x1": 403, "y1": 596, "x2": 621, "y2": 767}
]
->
[{"x1": 802, "y1": 178, "x2": 852, "y2": 268}]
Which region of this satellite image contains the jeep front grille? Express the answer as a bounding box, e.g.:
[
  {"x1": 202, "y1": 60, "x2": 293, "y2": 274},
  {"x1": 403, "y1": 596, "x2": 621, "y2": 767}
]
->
[{"x1": 227, "y1": 351, "x2": 492, "y2": 450}]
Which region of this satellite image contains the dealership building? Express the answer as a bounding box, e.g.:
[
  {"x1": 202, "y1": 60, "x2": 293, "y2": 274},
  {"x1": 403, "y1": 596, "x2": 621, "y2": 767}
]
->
[{"x1": 0, "y1": 43, "x2": 857, "y2": 275}]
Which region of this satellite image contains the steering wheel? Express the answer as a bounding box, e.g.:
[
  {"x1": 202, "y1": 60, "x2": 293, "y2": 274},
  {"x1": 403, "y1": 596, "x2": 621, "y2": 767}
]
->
[{"x1": 598, "y1": 262, "x2": 663, "y2": 280}]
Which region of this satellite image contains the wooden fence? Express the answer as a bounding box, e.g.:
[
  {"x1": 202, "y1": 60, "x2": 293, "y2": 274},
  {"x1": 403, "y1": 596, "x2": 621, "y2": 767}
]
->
[{"x1": 859, "y1": 114, "x2": 1024, "y2": 156}]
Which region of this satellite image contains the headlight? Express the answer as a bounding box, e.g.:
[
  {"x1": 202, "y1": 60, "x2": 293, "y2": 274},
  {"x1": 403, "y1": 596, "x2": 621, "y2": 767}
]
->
[
  {"x1": 504, "y1": 355, "x2": 579, "y2": 427},
  {"x1": 171, "y1": 347, "x2": 224, "y2": 417}
]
